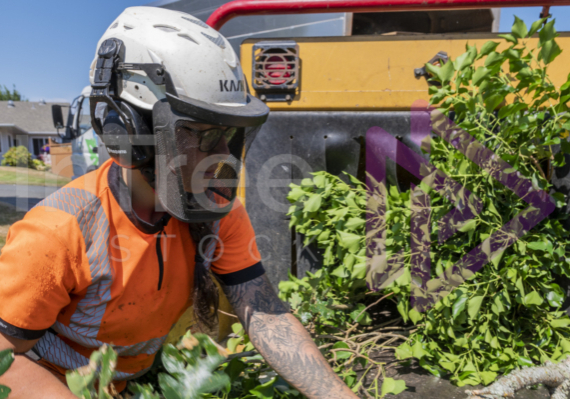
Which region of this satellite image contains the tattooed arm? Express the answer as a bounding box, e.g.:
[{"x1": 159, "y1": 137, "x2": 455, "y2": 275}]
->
[{"x1": 220, "y1": 274, "x2": 358, "y2": 399}]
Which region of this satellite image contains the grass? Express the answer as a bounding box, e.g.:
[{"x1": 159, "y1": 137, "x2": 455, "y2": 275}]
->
[
  {"x1": 0, "y1": 202, "x2": 26, "y2": 249},
  {"x1": 0, "y1": 166, "x2": 71, "y2": 187},
  {"x1": 0, "y1": 167, "x2": 69, "y2": 249}
]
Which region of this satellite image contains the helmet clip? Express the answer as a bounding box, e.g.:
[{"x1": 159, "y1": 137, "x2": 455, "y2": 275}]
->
[
  {"x1": 90, "y1": 38, "x2": 135, "y2": 137},
  {"x1": 117, "y1": 63, "x2": 167, "y2": 86}
]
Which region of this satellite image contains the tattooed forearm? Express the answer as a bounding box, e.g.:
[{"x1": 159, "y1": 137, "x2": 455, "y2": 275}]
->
[
  {"x1": 220, "y1": 275, "x2": 358, "y2": 399},
  {"x1": 221, "y1": 274, "x2": 288, "y2": 330}
]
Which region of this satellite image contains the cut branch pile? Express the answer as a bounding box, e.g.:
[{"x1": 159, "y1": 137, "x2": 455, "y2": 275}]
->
[{"x1": 296, "y1": 293, "x2": 414, "y2": 397}]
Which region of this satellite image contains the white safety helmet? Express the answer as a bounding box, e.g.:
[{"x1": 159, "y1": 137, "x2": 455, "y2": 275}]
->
[{"x1": 88, "y1": 7, "x2": 269, "y2": 223}]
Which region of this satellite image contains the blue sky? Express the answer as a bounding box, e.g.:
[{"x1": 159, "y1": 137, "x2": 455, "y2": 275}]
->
[{"x1": 1, "y1": 3, "x2": 569, "y2": 104}]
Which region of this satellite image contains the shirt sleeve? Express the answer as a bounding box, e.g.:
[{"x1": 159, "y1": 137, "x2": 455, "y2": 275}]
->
[
  {"x1": 0, "y1": 215, "x2": 78, "y2": 339},
  {"x1": 210, "y1": 200, "x2": 265, "y2": 284}
]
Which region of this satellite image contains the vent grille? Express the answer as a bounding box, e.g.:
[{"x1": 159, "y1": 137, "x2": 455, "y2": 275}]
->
[
  {"x1": 182, "y1": 16, "x2": 209, "y2": 29},
  {"x1": 154, "y1": 24, "x2": 180, "y2": 33},
  {"x1": 178, "y1": 34, "x2": 198, "y2": 44},
  {"x1": 201, "y1": 32, "x2": 225, "y2": 49},
  {"x1": 252, "y1": 41, "x2": 299, "y2": 92}
]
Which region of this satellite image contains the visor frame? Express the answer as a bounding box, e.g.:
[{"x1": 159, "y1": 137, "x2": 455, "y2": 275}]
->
[
  {"x1": 165, "y1": 91, "x2": 269, "y2": 128},
  {"x1": 152, "y1": 99, "x2": 256, "y2": 224}
]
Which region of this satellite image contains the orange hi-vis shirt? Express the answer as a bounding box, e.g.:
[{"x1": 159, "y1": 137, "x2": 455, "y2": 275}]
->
[{"x1": 0, "y1": 159, "x2": 264, "y2": 387}]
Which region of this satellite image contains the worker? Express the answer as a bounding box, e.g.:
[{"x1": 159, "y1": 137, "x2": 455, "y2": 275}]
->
[{"x1": 0, "y1": 7, "x2": 358, "y2": 399}]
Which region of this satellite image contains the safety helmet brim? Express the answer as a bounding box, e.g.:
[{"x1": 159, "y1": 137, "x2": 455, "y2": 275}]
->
[{"x1": 166, "y1": 91, "x2": 268, "y2": 128}]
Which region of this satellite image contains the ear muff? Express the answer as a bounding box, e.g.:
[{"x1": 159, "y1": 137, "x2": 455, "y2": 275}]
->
[{"x1": 100, "y1": 101, "x2": 155, "y2": 169}]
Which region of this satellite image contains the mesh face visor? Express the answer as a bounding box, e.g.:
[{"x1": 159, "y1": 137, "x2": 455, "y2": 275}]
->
[{"x1": 153, "y1": 99, "x2": 264, "y2": 223}]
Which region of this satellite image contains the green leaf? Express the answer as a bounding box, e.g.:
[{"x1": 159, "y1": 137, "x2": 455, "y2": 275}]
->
[
  {"x1": 546, "y1": 288, "x2": 564, "y2": 308},
  {"x1": 395, "y1": 343, "x2": 413, "y2": 360},
  {"x1": 250, "y1": 377, "x2": 276, "y2": 399},
  {"x1": 279, "y1": 281, "x2": 299, "y2": 293},
  {"x1": 287, "y1": 187, "x2": 306, "y2": 202},
  {"x1": 540, "y1": 39, "x2": 562, "y2": 65},
  {"x1": 344, "y1": 217, "x2": 365, "y2": 231},
  {"x1": 227, "y1": 337, "x2": 242, "y2": 353},
  {"x1": 420, "y1": 358, "x2": 443, "y2": 378},
  {"x1": 304, "y1": 194, "x2": 322, "y2": 212},
  {"x1": 517, "y1": 356, "x2": 534, "y2": 367},
  {"x1": 473, "y1": 67, "x2": 490, "y2": 85},
  {"x1": 425, "y1": 62, "x2": 442, "y2": 82},
  {"x1": 331, "y1": 264, "x2": 349, "y2": 278},
  {"x1": 511, "y1": 16, "x2": 528, "y2": 39},
  {"x1": 529, "y1": 18, "x2": 547, "y2": 37},
  {"x1": 0, "y1": 386, "x2": 10, "y2": 399},
  {"x1": 498, "y1": 33, "x2": 518, "y2": 44},
  {"x1": 468, "y1": 296, "x2": 484, "y2": 320},
  {"x1": 289, "y1": 292, "x2": 303, "y2": 309},
  {"x1": 458, "y1": 219, "x2": 477, "y2": 233},
  {"x1": 439, "y1": 60, "x2": 455, "y2": 83},
  {"x1": 528, "y1": 241, "x2": 548, "y2": 251},
  {"x1": 224, "y1": 358, "x2": 247, "y2": 382},
  {"x1": 439, "y1": 359, "x2": 456, "y2": 372},
  {"x1": 498, "y1": 102, "x2": 528, "y2": 119},
  {"x1": 454, "y1": 47, "x2": 477, "y2": 71},
  {"x1": 479, "y1": 41, "x2": 499, "y2": 57},
  {"x1": 539, "y1": 20, "x2": 557, "y2": 44},
  {"x1": 412, "y1": 341, "x2": 427, "y2": 359},
  {"x1": 485, "y1": 94, "x2": 505, "y2": 113},
  {"x1": 338, "y1": 231, "x2": 362, "y2": 253},
  {"x1": 523, "y1": 291, "x2": 544, "y2": 306},
  {"x1": 313, "y1": 174, "x2": 326, "y2": 188},
  {"x1": 332, "y1": 342, "x2": 352, "y2": 360},
  {"x1": 0, "y1": 350, "x2": 14, "y2": 377},
  {"x1": 231, "y1": 322, "x2": 244, "y2": 335},
  {"x1": 516, "y1": 277, "x2": 526, "y2": 297},
  {"x1": 351, "y1": 262, "x2": 367, "y2": 279},
  {"x1": 561, "y1": 338, "x2": 570, "y2": 353},
  {"x1": 350, "y1": 304, "x2": 372, "y2": 325},
  {"x1": 480, "y1": 371, "x2": 498, "y2": 386},
  {"x1": 98, "y1": 346, "x2": 117, "y2": 398},
  {"x1": 452, "y1": 292, "x2": 468, "y2": 319},
  {"x1": 381, "y1": 378, "x2": 407, "y2": 397},
  {"x1": 409, "y1": 308, "x2": 423, "y2": 325},
  {"x1": 67, "y1": 368, "x2": 97, "y2": 398},
  {"x1": 484, "y1": 51, "x2": 505, "y2": 67},
  {"x1": 551, "y1": 318, "x2": 570, "y2": 329}
]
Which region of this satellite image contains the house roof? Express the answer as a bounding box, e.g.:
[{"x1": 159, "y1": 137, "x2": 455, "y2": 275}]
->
[{"x1": 0, "y1": 101, "x2": 70, "y2": 134}]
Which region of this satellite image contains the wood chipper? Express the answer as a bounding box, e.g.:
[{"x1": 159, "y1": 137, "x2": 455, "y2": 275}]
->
[{"x1": 168, "y1": 0, "x2": 570, "y2": 345}]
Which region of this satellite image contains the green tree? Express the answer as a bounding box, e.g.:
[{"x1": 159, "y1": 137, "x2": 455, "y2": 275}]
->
[{"x1": 0, "y1": 85, "x2": 25, "y2": 101}]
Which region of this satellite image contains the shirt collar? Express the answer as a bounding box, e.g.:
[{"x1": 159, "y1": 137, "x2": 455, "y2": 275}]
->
[{"x1": 107, "y1": 162, "x2": 171, "y2": 234}]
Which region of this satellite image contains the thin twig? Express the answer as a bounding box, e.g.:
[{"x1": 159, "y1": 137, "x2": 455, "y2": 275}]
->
[
  {"x1": 360, "y1": 385, "x2": 375, "y2": 399},
  {"x1": 226, "y1": 350, "x2": 258, "y2": 361},
  {"x1": 217, "y1": 309, "x2": 239, "y2": 318},
  {"x1": 315, "y1": 334, "x2": 346, "y2": 341},
  {"x1": 346, "y1": 293, "x2": 395, "y2": 337},
  {"x1": 530, "y1": 155, "x2": 547, "y2": 181},
  {"x1": 329, "y1": 348, "x2": 384, "y2": 366}
]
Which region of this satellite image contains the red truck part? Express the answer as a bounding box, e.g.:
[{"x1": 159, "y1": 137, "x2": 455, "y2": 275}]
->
[{"x1": 207, "y1": 0, "x2": 570, "y2": 30}]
